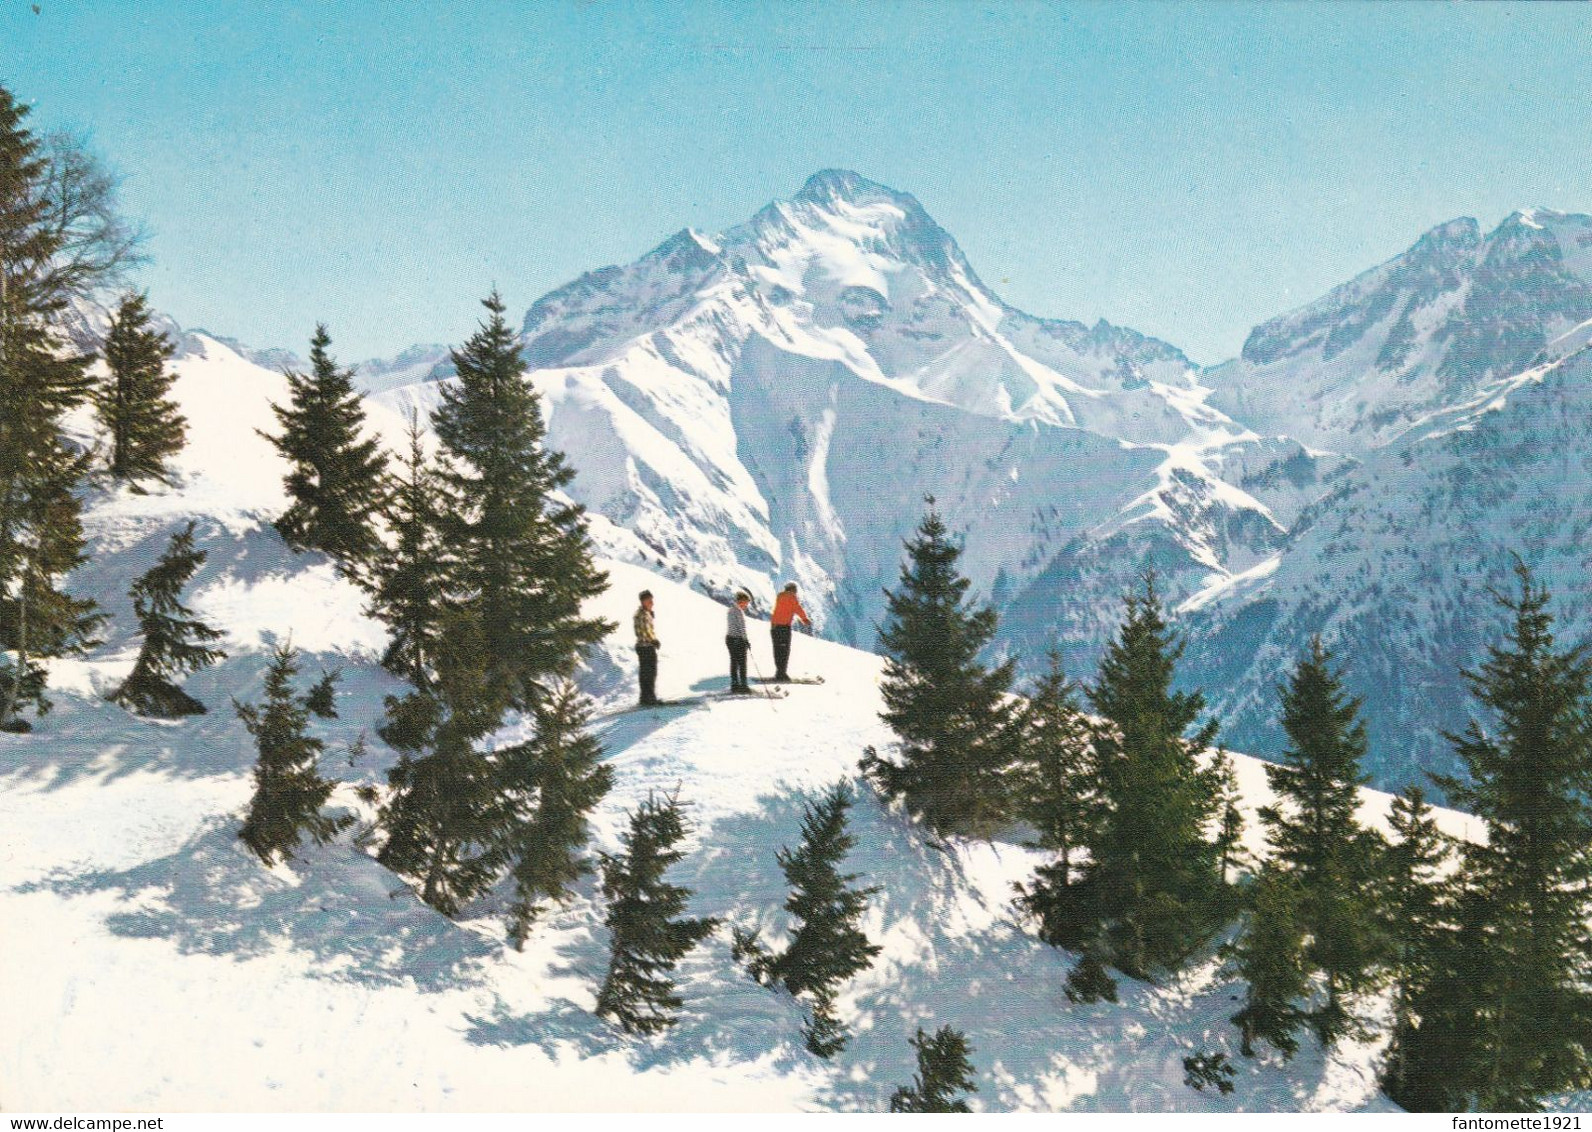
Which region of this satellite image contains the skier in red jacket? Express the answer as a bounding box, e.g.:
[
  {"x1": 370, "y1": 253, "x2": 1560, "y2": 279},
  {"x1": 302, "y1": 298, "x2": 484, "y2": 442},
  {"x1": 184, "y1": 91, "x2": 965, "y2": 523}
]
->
[{"x1": 769, "y1": 581, "x2": 812, "y2": 682}]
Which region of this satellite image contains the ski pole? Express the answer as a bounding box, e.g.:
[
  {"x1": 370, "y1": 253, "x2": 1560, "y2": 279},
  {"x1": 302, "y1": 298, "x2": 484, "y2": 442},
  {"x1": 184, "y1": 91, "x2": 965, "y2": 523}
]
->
[{"x1": 748, "y1": 628, "x2": 783, "y2": 708}]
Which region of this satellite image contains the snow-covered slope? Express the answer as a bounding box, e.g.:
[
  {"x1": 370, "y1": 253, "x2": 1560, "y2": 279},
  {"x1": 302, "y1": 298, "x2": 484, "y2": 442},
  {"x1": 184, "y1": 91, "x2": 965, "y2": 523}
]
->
[
  {"x1": 1160, "y1": 211, "x2": 1592, "y2": 792},
  {"x1": 1, "y1": 332, "x2": 1482, "y2": 1113},
  {"x1": 1185, "y1": 338, "x2": 1592, "y2": 791}
]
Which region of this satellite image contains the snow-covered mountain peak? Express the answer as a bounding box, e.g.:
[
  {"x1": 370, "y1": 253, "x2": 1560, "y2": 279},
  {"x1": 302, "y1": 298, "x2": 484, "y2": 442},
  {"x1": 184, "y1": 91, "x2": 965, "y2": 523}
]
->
[
  {"x1": 1208, "y1": 205, "x2": 1592, "y2": 455},
  {"x1": 729, "y1": 168, "x2": 981, "y2": 312},
  {"x1": 641, "y1": 226, "x2": 725, "y2": 275},
  {"x1": 792, "y1": 167, "x2": 899, "y2": 206}
]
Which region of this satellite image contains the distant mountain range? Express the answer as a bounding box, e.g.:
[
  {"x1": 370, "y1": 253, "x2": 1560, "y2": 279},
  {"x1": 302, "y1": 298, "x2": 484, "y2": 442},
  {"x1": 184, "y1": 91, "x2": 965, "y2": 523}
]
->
[{"x1": 132, "y1": 174, "x2": 1592, "y2": 793}]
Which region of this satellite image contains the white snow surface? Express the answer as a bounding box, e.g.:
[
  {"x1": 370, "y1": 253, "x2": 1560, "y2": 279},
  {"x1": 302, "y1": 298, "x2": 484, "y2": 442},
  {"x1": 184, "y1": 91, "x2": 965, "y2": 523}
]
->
[{"x1": 0, "y1": 334, "x2": 1477, "y2": 1113}]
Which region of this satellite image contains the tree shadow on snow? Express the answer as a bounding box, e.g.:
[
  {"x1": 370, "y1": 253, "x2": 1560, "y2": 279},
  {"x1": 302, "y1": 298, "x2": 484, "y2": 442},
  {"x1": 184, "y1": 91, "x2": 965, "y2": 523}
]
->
[
  {"x1": 18, "y1": 813, "x2": 495, "y2": 992},
  {"x1": 0, "y1": 512, "x2": 408, "y2": 791},
  {"x1": 466, "y1": 782, "x2": 1381, "y2": 1112},
  {"x1": 0, "y1": 644, "x2": 403, "y2": 791}
]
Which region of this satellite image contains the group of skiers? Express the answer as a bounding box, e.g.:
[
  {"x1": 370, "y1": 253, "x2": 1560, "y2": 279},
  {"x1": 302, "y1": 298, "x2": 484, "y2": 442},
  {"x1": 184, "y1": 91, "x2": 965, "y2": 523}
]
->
[{"x1": 632, "y1": 583, "x2": 812, "y2": 706}]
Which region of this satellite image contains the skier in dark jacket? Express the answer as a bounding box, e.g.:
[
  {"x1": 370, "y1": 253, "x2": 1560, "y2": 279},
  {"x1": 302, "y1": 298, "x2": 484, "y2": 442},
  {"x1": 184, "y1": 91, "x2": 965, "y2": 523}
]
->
[
  {"x1": 634, "y1": 590, "x2": 660, "y2": 705},
  {"x1": 726, "y1": 591, "x2": 752, "y2": 693}
]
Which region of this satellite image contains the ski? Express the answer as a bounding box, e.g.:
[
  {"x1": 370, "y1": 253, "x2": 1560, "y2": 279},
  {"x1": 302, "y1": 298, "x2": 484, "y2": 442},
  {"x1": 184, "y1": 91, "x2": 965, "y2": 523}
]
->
[
  {"x1": 753, "y1": 675, "x2": 825, "y2": 686},
  {"x1": 595, "y1": 686, "x2": 789, "y2": 720},
  {"x1": 704, "y1": 686, "x2": 790, "y2": 701}
]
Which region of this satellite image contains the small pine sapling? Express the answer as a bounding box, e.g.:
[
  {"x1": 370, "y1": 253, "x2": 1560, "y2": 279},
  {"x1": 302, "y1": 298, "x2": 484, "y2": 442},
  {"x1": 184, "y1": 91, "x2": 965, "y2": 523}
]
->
[
  {"x1": 498, "y1": 679, "x2": 612, "y2": 950},
  {"x1": 304, "y1": 667, "x2": 340, "y2": 719},
  {"x1": 237, "y1": 643, "x2": 350, "y2": 863},
  {"x1": 889, "y1": 1026, "x2": 978, "y2": 1113},
  {"x1": 1228, "y1": 866, "x2": 1310, "y2": 1059},
  {"x1": 110, "y1": 520, "x2": 225, "y2": 717},
  {"x1": 735, "y1": 782, "x2": 881, "y2": 1056},
  {"x1": 1183, "y1": 1051, "x2": 1235, "y2": 1095},
  {"x1": 1064, "y1": 952, "x2": 1119, "y2": 1004},
  {"x1": 98, "y1": 291, "x2": 185, "y2": 487},
  {"x1": 594, "y1": 790, "x2": 719, "y2": 1034}
]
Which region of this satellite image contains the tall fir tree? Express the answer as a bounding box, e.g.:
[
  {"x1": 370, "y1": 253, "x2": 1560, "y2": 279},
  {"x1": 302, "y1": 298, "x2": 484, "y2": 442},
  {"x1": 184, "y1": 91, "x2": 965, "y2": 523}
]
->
[
  {"x1": 1254, "y1": 638, "x2": 1387, "y2": 1043},
  {"x1": 1076, "y1": 572, "x2": 1228, "y2": 979},
  {"x1": 889, "y1": 1026, "x2": 978, "y2": 1113},
  {"x1": 497, "y1": 679, "x2": 613, "y2": 950},
  {"x1": 1228, "y1": 865, "x2": 1310, "y2": 1058},
  {"x1": 1211, "y1": 748, "x2": 1247, "y2": 884},
  {"x1": 367, "y1": 409, "x2": 445, "y2": 687},
  {"x1": 0, "y1": 88, "x2": 108, "y2": 732},
  {"x1": 1398, "y1": 564, "x2": 1592, "y2": 1111},
  {"x1": 1379, "y1": 786, "x2": 1460, "y2": 1109},
  {"x1": 0, "y1": 436, "x2": 100, "y2": 731},
  {"x1": 594, "y1": 790, "x2": 719, "y2": 1035},
  {"x1": 98, "y1": 291, "x2": 184, "y2": 487},
  {"x1": 375, "y1": 296, "x2": 614, "y2": 926},
  {"x1": 376, "y1": 607, "x2": 502, "y2": 916},
  {"x1": 110, "y1": 520, "x2": 225, "y2": 717},
  {"x1": 733, "y1": 782, "x2": 882, "y2": 1056},
  {"x1": 262, "y1": 324, "x2": 387, "y2": 570},
  {"x1": 237, "y1": 643, "x2": 349, "y2": 863},
  {"x1": 860, "y1": 500, "x2": 1022, "y2": 837},
  {"x1": 430, "y1": 292, "x2": 610, "y2": 716},
  {"x1": 1014, "y1": 651, "x2": 1104, "y2": 951}
]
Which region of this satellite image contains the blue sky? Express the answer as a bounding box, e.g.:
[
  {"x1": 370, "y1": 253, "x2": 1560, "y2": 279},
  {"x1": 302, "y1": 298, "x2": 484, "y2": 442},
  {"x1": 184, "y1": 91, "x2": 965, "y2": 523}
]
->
[{"x1": 5, "y1": 1, "x2": 1591, "y2": 364}]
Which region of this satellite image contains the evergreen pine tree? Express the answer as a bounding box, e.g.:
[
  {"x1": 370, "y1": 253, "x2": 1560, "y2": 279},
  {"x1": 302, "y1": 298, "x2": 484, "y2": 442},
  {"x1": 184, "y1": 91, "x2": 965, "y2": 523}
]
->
[
  {"x1": 594, "y1": 790, "x2": 719, "y2": 1035},
  {"x1": 498, "y1": 679, "x2": 613, "y2": 950},
  {"x1": 1403, "y1": 564, "x2": 1592, "y2": 1111},
  {"x1": 98, "y1": 291, "x2": 184, "y2": 487},
  {"x1": 1229, "y1": 865, "x2": 1310, "y2": 1058},
  {"x1": 1379, "y1": 786, "x2": 1459, "y2": 1109},
  {"x1": 860, "y1": 500, "x2": 1022, "y2": 836},
  {"x1": 733, "y1": 782, "x2": 881, "y2": 1056},
  {"x1": 303, "y1": 668, "x2": 339, "y2": 719},
  {"x1": 1256, "y1": 638, "x2": 1387, "y2": 1042},
  {"x1": 0, "y1": 435, "x2": 100, "y2": 730},
  {"x1": 1211, "y1": 749, "x2": 1247, "y2": 884},
  {"x1": 429, "y1": 292, "x2": 610, "y2": 716},
  {"x1": 1076, "y1": 572, "x2": 1228, "y2": 978},
  {"x1": 366, "y1": 409, "x2": 445, "y2": 687},
  {"x1": 237, "y1": 643, "x2": 349, "y2": 863},
  {"x1": 889, "y1": 1026, "x2": 978, "y2": 1113},
  {"x1": 110, "y1": 520, "x2": 224, "y2": 717},
  {"x1": 0, "y1": 88, "x2": 109, "y2": 732},
  {"x1": 1064, "y1": 953, "x2": 1119, "y2": 1004},
  {"x1": 1013, "y1": 650, "x2": 1104, "y2": 950},
  {"x1": 376, "y1": 607, "x2": 501, "y2": 916},
  {"x1": 262, "y1": 324, "x2": 387, "y2": 570}
]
